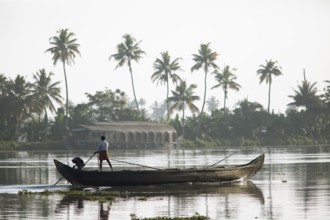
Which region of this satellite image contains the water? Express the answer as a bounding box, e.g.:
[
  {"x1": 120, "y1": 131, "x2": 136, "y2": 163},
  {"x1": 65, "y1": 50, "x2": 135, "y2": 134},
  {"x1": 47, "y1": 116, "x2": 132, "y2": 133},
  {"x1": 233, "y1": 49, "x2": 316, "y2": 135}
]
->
[{"x1": 0, "y1": 146, "x2": 329, "y2": 219}]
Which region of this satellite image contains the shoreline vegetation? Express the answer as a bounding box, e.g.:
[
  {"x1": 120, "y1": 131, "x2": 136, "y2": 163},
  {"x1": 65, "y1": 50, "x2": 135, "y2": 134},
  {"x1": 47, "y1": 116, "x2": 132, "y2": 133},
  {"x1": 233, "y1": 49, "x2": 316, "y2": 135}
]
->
[{"x1": 0, "y1": 137, "x2": 329, "y2": 152}]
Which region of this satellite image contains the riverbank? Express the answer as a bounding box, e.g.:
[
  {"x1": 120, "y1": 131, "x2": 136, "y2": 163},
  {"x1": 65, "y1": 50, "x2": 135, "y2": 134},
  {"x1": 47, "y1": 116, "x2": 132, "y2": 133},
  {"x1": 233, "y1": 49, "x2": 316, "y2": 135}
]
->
[
  {"x1": 176, "y1": 136, "x2": 330, "y2": 148},
  {"x1": 1, "y1": 136, "x2": 329, "y2": 151},
  {"x1": 0, "y1": 141, "x2": 68, "y2": 151}
]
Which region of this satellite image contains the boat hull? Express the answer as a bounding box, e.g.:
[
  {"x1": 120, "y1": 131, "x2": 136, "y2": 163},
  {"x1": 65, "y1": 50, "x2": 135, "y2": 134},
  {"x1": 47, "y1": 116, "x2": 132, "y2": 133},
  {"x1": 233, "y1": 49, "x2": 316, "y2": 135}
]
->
[{"x1": 54, "y1": 153, "x2": 264, "y2": 186}]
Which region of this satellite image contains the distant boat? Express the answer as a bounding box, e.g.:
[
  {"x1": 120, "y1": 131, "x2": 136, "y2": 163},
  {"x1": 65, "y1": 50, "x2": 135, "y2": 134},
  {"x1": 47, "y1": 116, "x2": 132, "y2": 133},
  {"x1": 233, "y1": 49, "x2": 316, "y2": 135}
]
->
[{"x1": 54, "y1": 154, "x2": 265, "y2": 187}]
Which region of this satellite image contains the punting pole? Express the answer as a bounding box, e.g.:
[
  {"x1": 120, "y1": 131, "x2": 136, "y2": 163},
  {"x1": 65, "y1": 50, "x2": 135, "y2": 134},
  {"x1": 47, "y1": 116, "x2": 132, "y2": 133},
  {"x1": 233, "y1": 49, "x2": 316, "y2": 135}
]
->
[
  {"x1": 205, "y1": 151, "x2": 236, "y2": 169},
  {"x1": 111, "y1": 159, "x2": 162, "y2": 170}
]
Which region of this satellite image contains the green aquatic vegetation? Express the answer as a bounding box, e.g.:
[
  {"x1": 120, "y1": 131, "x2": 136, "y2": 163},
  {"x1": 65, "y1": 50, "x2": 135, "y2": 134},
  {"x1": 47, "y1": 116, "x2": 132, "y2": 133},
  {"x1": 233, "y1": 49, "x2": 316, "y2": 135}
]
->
[
  {"x1": 18, "y1": 189, "x2": 34, "y2": 195},
  {"x1": 316, "y1": 172, "x2": 325, "y2": 176},
  {"x1": 137, "y1": 196, "x2": 148, "y2": 201},
  {"x1": 18, "y1": 189, "x2": 118, "y2": 202},
  {"x1": 130, "y1": 212, "x2": 209, "y2": 220}
]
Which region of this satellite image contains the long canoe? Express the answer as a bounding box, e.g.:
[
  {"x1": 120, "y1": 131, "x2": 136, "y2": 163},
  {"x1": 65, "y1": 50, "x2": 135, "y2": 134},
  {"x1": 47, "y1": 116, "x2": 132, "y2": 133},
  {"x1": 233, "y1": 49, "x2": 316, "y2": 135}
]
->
[{"x1": 54, "y1": 153, "x2": 264, "y2": 186}]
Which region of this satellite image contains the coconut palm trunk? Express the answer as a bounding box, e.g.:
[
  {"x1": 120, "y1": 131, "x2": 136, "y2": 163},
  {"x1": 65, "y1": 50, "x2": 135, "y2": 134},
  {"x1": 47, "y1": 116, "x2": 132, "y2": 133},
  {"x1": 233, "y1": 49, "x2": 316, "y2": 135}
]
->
[
  {"x1": 196, "y1": 70, "x2": 208, "y2": 138},
  {"x1": 182, "y1": 100, "x2": 185, "y2": 138},
  {"x1": 268, "y1": 81, "x2": 271, "y2": 113},
  {"x1": 63, "y1": 62, "x2": 69, "y2": 128},
  {"x1": 166, "y1": 78, "x2": 170, "y2": 121},
  {"x1": 128, "y1": 60, "x2": 140, "y2": 113},
  {"x1": 224, "y1": 88, "x2": 227, "y2": 111},
  {"x1": 44, "y1": 109, "x2": 48, "y2": 140}
]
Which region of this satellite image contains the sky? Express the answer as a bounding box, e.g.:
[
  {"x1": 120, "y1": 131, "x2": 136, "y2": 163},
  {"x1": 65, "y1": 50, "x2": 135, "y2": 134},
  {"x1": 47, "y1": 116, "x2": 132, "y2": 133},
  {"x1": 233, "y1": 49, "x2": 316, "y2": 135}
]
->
[{"x1": 0, "y1": 0, "x2": 329, "y2": 115}]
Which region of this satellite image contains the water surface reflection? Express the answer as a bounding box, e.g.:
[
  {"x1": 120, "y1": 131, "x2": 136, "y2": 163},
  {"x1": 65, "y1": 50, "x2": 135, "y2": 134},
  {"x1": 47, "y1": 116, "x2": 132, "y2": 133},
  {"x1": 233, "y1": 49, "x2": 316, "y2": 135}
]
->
[
  {"x1": 52, "y1": 181, "x2": 264, "y2": 219},
  {"x1": 0, "y1": 146, "x2": 329, "y2": 219}
]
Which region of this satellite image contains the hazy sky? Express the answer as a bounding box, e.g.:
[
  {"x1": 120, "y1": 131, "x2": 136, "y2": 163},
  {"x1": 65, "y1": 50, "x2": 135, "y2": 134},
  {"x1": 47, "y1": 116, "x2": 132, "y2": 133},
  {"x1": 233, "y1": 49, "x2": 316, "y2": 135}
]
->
[{"x1": 1, "y1": 0, "x2": 329, "y2": 114}]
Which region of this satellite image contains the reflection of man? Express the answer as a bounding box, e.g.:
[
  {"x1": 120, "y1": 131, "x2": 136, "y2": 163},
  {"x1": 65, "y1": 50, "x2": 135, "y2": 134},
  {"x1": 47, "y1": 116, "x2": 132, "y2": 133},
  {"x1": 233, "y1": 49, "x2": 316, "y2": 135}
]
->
[
  {"x1": 94, "y1": 136, "x2": 113, "y2": 171},
  {"x1": 99, "y1": 202, "x2": 111, "y2": 220},
  {"x1": 77, "y1": 198, "x2": 84, "y2": 209}
]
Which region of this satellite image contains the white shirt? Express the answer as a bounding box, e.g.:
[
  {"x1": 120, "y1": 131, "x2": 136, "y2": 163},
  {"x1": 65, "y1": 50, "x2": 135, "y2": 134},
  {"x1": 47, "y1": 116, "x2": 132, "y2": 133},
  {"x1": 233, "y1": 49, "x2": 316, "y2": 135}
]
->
[{"x1": 97, "y1": 140, "x2": 109, "y2": 152}]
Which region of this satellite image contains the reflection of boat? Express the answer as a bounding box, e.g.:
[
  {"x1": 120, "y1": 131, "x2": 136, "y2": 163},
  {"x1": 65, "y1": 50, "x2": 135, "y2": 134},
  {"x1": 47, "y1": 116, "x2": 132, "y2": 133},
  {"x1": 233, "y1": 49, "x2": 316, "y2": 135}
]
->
[
  {"x1": 110, "y1": 180, "x2": 265, "y2": 204},
  {"x1": 54, "y1": 154, "x2": 264, "y2": 187},
  {"x1": 55, "y1": 180, "x2": 264, "y2": 209}
]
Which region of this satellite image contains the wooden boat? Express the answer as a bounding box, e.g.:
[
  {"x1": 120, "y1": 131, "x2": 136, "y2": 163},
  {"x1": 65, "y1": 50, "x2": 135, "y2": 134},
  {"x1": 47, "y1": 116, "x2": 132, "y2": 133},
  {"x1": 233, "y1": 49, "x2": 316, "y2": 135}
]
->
[{"x1": 54, "y1": 153, "x2": 264, "y2": 187}]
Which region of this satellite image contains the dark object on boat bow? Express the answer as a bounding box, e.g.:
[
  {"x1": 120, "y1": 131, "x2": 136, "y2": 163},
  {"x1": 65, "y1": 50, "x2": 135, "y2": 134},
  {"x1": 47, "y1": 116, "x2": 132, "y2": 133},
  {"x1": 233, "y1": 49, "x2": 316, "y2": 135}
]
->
[{"x1": 72, "y1": 157, "x2": 85, "y2": 170}]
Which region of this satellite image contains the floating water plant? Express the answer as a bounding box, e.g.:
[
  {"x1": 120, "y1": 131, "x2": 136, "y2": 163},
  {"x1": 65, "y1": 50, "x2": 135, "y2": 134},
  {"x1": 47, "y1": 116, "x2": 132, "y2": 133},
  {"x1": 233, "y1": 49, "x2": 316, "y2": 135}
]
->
[
  {"x1": 130, "y1": 212, "x2": 209, "y2": 220},
  {"x1": 18, "y1": 189, "x2": 117, "y2": 202}
]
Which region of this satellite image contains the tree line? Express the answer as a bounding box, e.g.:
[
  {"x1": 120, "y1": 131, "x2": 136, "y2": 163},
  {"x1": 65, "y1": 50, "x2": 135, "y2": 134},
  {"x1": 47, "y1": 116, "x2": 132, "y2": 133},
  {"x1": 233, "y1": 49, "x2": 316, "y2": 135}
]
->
[{"x1": 0, "y1": 28, "x2": 329, "y2": 145}]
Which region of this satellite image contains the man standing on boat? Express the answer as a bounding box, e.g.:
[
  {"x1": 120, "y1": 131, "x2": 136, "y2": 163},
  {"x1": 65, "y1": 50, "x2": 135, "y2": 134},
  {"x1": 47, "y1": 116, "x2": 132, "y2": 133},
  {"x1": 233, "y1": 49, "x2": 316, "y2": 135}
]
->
[{"x1": 94, "y1": 136, "x2": 113, "y2": 171}]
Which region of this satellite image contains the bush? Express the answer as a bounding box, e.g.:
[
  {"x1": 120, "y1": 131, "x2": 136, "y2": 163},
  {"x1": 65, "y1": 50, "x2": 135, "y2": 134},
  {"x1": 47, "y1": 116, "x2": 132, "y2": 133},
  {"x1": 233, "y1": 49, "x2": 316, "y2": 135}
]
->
[
  {"x1": 0, "y1": 141, "x2": 20, "y2": 151},
  {"x1": 0, "y1": 141, "x2": 64, "y2": 151}
]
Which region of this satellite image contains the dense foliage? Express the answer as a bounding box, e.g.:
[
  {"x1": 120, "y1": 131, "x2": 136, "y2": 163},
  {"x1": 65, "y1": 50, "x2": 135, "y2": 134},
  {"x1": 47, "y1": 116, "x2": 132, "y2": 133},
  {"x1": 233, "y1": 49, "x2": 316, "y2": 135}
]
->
[
  {"x1": 1, "y1": 71, "x2": 329, "y2": 146},
  {"x1": 1, "y1": 30, "x2": 329, "y2": 146}
]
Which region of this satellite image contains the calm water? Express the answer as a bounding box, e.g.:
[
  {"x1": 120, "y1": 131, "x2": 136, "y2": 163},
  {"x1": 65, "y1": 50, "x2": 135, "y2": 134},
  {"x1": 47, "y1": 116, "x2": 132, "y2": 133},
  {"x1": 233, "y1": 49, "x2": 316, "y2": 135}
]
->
[{"x1": 0, "y1": 146, "x2": 329, "y2": 219}]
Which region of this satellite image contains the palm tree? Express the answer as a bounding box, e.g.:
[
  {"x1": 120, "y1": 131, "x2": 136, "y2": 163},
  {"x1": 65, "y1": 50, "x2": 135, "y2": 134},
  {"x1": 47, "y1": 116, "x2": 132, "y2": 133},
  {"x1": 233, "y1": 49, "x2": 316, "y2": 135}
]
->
[
  {"x1": 288, "y1": 79, "x2": 320, "y2": 111},
  {"x1": 151, "y1": 51, "x2": 182, "y2": 121},
  {"x1": 288, "y1": 73, "x2": 323, "y2": 137},
  {"x1": 191, "y1": 43, "x2": 218, "y2": 138},
  {"x1": 0, "y1": 74, "x2": 9, "y2": 139},
  {"x1": 168, "y1": 81, "x2": 199, "y2": 138},
  {"x1": 150, "y1": 100, "x2": 167, "y2": 120},
  {"x1": 30, "y1": 69, "x2": 63, "y2": 136},
  {"x1": 324, "y1": 80, "x2": 330, "y2": 107},
  {"x1": 0, "y1": 74, "x2": 9, "y2": 96},
  {"x1": 212, "y1": 65, "x2": 241, "y2": 113},
  {"x1": 206, "y1": 96, "x2": 220, "y2": 112},
  {"x1": 45, "y1": 28, "x2": 80, "y2": 130},
  {"x1": 257, "y1": 59, "x2": 282, "y2": 113},
  {"x1": 6, "y1": 75, "x2": 32, "y2": 139},
  {"x1": 109, "y1": 34, "x2": 145, "y2": 114}
]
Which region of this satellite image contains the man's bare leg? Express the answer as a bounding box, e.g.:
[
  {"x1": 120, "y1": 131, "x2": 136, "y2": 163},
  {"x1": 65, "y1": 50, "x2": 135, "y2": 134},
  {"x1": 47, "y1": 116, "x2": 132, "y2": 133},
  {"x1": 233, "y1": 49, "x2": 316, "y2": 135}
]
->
[
  {"x1": 107, "y1": 159, "x2": 113, "y2": 171},
  {"x1": 99, "y1": 160, "x2": 103, "y2": 171}
]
